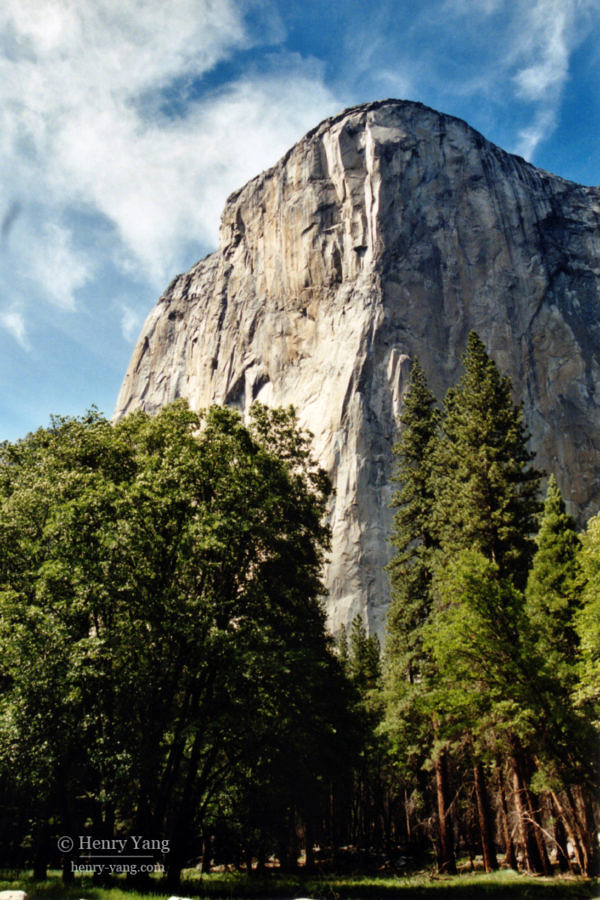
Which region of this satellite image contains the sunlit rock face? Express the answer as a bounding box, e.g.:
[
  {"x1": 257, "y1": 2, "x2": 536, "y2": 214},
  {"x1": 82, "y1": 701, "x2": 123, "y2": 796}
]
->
[{"x1": 115, "y1": 99, "x2": 600, "y2": 639}]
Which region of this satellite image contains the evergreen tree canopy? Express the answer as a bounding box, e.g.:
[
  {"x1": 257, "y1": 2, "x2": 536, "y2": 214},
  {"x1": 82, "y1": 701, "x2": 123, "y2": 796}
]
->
[
  {"x1": 525, "y1": 474, "x2": 582, "y2": 676},
  {"x1": 425, "y1": 549, "x2": 533, "y2": 754},
  {"x1": 433, "y1": 331, "x2": 541, "y2": 587},
  {"x1": 382, "y1": 360, "x2": 441, "y2": 849},
  {"x1": 385, "y1": 358, "x2": 439, "y2": 685},
  {"x1": 575, "y1": 512, "x2": 600, "y2": 722},
  {"x1": 346, "y1": 615, "x2": 381, "y2": 695}
]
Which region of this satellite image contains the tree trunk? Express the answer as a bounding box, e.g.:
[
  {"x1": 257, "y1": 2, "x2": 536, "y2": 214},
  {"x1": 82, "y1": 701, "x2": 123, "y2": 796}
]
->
[
  {"x1": 61, "y1": 856, "x2": 74, "y2": 885},
  {"x1": 496, "y1": 764, "x2": 517, "y2": 869},
  {"x1": 552, "y1": 799, "x2": 570, "y2": 872},
  {"x1": 434, "y1": 749, "x2": 456, "y2": 874},
  {"x1": 31, "y1": 817, "x2": 48, "y2": 881},
  {"x1": 126, "y1": 793, "x2": 154, "y2": 889},
  {"x1": 570, "y1": 785, "x2": 597, "y2": 876},
  {"x1": 32, "y1": 856, "x2": 47, "y2": 882},
  {"x1": 510, "y1": 753, "x2": 550, "y2": 875},
  {"x1": 404, "y1": 787, "x2": 412, "y2": 844},
  {"x1": 473, "y1": 762, "x2": 498, "y2": 872},
  {"x1": 552, "y1": 787, "x2": 595, "y2": 876},
  {"x1": 60, "y1": 791, "x2": 75, "y2": 885},
  {"x1": 304, "y1": 819, "x2": 315, "y2": 872}
]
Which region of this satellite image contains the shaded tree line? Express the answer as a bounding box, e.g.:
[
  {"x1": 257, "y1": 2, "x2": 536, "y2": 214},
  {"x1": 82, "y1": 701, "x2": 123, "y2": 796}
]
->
[
  {"x1": 0, "y1": 401, "x2": 358, "y2": 886},
  {"x1": 0, "y1": 334, "x2": 597, "y2": 885},
  {"x1": 382, "y1": 333, "x2": 599, "y2": 877}
]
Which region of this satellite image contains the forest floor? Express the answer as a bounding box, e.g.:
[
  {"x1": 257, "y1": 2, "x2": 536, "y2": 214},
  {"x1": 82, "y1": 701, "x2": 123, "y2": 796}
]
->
[{"x1": 0, "y1": 868, "x2": 598, "y2": 900}]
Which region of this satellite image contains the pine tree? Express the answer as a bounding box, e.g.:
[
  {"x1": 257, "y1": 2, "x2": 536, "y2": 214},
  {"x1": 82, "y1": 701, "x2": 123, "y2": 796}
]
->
[
  {"x1": 525, "y1": 474, "x2": 581, "y2": 677},
  {"x1": 425, "y1": 550, "x2": 526, "y2": 872},
  {"x1": 383, "y1": 360, "x2": 457, "y2": 873},
  {"x1": 433, "y1": 331, "x2": 541, "y2": 587},
  {"x1": 385, "y1": 358, "x2": 439, "y2": 683},
  {"x1": 524, "y1": 479, "x2": 597, "y2": 876},
  {"x1": 347, "y1": 614, "x2": 381, "y2": 694},
  {"x1": 426, "y1": 333, "x2": 546, "y2": 874},
  {"x1": 336, "y1": 623, "x2": 349, "y2": 671},
  {"x1": 576, "y1": 513, "x2": 600, "y2": 718}
]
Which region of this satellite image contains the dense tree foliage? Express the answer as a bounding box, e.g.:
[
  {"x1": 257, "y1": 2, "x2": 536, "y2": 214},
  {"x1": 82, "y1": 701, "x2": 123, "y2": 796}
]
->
[
  {"x1": 525, "y1": 475, "x2": 582, "y2": 671},
  {"x1": 0, "y1": 330, "x2": 598, "y2": 884},
  {"x1": 432, "y1": 331, "x2": 541, "y2": 586},
  {"x1": 383, "y1": 361, "x2": 448, "y2": 868},
  {"x1": 0, "y1": 401, "x2": 355, "y2": 883},
  {"x1": 386, "y1": 359, "x2": 439, "y2": 686},
  {"x1": 384, "y1": 334, "x2": 598, "y2": 877},
  {"x1": 575, "y1": 513, "x2": 600, "y2": 719},
  {"x1": 335, "y1": 616, "x2": 396, "y2": 860}
]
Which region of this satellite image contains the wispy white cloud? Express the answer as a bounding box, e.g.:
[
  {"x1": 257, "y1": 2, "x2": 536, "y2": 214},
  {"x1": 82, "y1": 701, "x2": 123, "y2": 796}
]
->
[
  {"x1": 120, "y1": 304, "x2": 143, "y2": 343},
  {"x1": 0, "y1": 0, "x2": 598, "y2": 443},
  {"x1": 0, "y1": 308, "x2": 29, "y2": 349},
  {"x1": 441, "y1": 0, "x2": 503, "y2": 14},
  {"x1": 25, "y1": 223, "x2": 93, "y2": 311},
  {"x1": 430, "y1": 0, "x2": 597, "y2": 161},
  {"x1": 50, "y1": 62, "x2": 338, "y2": 283},
  {"x1": 510, "y1": 0, "x2": 577, "y2": 156},
  {"x1": 0, "y1": 0, "x2": 339, "y2": 305},
  {"x1": 512, "y1": 0, "x2": 572, "y2": 101},
  {"x1": 514, "y1": 107, "x2": 558, "y2": 162},
  {"x1": 3, "y1": 0, "x2": 591, "y2": 322}
]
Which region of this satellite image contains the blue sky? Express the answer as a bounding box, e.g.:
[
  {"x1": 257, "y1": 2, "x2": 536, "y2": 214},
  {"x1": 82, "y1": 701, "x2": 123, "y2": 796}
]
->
[{"x1": 1, "y1": 0, "x2": 599, "y2": 441}]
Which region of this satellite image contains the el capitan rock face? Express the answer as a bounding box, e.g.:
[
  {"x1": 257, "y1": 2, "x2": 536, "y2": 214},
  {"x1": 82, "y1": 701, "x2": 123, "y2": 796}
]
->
[{"x1": 115, "y1": 99, "x2": 600, "y2": 638}]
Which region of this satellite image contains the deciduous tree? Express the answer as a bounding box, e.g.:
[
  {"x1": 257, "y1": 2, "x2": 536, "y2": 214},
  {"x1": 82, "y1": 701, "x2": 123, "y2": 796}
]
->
[{"x1": 0, "y1": 401, "x2": 351, "y2": 885}]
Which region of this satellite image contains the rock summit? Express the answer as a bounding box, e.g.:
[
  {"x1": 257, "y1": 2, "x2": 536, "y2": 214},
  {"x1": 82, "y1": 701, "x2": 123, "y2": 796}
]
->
[{"x1": 115, "y1": 99, "x2": 600, "y2": 636}]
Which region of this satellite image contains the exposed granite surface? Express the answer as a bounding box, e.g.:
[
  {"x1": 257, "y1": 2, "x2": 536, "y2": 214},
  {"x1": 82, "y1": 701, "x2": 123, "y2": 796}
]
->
[{"x1": 115, "y1": 100, "x2": 600, "y2": 637}]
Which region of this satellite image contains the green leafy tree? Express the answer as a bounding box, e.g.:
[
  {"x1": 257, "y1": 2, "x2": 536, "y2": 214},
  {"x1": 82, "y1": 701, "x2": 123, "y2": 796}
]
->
[
  {"x1": 428, "y1": 334, "x2": 549, "y2": 872},
  {"x1": 0, "y1": 401, "x2": 352, "y2": 885},
  {"x1": 560, "y1": 513, "x2": 600, "y2": 876},
  {"x1": 522, "y1": 477, "x2": 598, "y2": 875},
  {"x1": 382, "y1": 336, "x2": 599, "y2": 875},
  {"x1": 425, "y1": 548, "x2": 561, "y2": 874},
  {"x1": 338, "y1": 616, "x2": 397, "y2": 856},
  {"x1": 346, "y1": 614, "x2": 381, "y2": 694},
  {"x1": 385, "y1": 336, "x2": 545, "y2": 874},
  {"x1": 426, "y1": 552, "x2": 528, "y2": 736}
]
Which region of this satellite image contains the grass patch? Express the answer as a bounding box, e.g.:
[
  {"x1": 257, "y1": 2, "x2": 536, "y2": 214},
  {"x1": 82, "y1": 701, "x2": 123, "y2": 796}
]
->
[{"x1": 0, "y1": 869, "x2": 597, "y2": 900}]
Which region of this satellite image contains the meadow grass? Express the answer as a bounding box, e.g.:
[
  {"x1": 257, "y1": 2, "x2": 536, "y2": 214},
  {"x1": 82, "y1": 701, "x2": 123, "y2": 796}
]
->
[{"x1": 0, "y1": 868, "x2": 597, "y2": 900}]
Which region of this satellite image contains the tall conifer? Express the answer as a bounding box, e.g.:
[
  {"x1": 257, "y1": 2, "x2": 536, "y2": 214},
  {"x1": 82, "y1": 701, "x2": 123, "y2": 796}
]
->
[
  {"x1": 428, "y1": 333, "x2": 545, "y2": 873},
  {"x1": 525, "y1": 477, "x2": 596, "y2": 876},
  {"x1": 525, "y1": 474, "x2": 581, "y2": 675},
  {"x1": 384, "y1": 360, "x2": 457, "y2": 873},
  {"x1": 385, "y1": 358, "x2": 439, "y2": 683},
  {"x1": 576, "y1": 514, "x2": 600, "y2": 717},
  {"x1": 433, "y1": 331, "x2": 541, "y2": 587}
]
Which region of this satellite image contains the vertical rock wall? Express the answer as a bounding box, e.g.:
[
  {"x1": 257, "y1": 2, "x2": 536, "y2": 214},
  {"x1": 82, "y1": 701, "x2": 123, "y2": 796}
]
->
[{"x1": 115, "y1": 100, "x2": 600, "y2": 638}]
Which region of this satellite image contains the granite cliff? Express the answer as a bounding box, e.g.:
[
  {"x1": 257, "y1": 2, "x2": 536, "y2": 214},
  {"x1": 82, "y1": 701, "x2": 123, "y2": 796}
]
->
[{"x1": 115, "y1": 99, "x2": 600, "y2": 638}]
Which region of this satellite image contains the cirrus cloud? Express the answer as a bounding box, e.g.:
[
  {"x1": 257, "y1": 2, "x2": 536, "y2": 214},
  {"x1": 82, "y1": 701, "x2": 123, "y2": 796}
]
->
[{"x1": 0, "y1": 0, "x2": 339, "y2": 301}]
